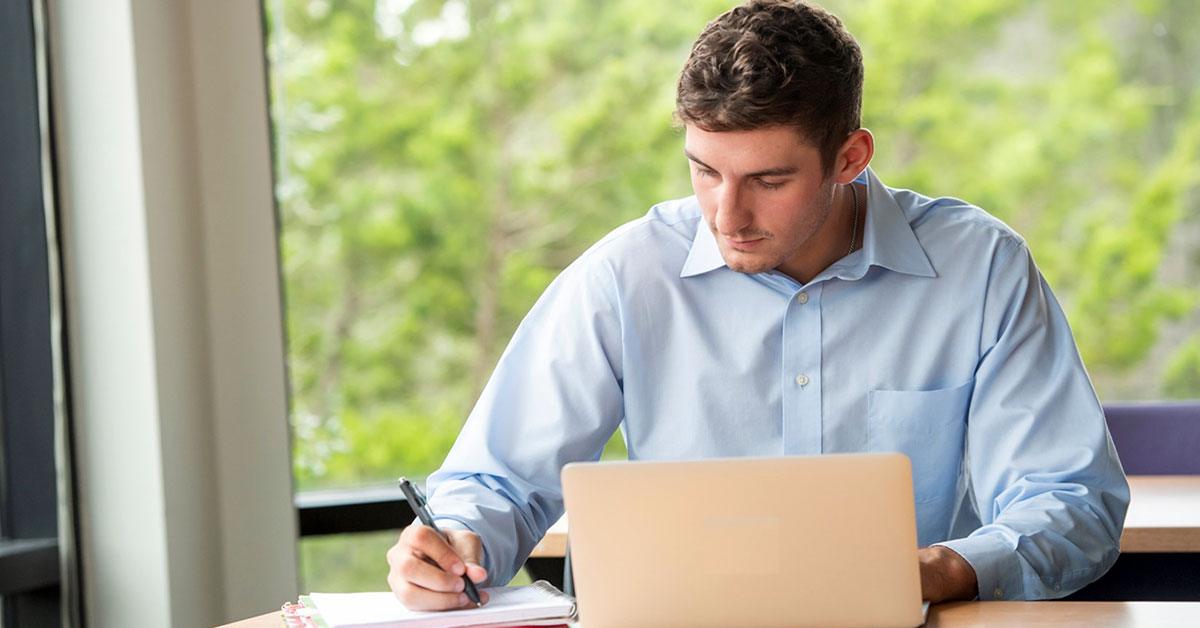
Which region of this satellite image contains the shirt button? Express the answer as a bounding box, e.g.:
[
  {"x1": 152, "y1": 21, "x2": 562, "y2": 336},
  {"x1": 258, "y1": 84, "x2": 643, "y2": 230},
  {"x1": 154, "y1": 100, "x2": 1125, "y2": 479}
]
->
[
  {"x1": 796, "y1": 293, "x2": 809, "y2": 304},
  {"x1": 993, "y1": 587, "x2": 1004, "y2": 600},
  {"x1": 795, "y1": 374, "x2": 810, "y2": 387}
]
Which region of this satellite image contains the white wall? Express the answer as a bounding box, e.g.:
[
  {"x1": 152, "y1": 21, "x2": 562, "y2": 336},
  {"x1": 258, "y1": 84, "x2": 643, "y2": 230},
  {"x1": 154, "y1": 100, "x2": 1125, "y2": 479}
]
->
[{"x1": 50, "y1": 0, "x2": 298, "y2": 625}]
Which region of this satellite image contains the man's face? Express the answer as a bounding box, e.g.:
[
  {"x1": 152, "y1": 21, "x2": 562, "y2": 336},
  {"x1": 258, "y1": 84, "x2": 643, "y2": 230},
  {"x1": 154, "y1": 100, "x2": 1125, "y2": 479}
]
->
[{"x1": 685, "y1": 124, "x2": 837, "y2": 278}]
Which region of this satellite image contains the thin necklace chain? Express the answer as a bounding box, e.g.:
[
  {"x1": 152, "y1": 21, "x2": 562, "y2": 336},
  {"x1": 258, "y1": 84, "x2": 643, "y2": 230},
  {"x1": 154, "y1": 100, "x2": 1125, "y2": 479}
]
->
[{"x1": 848, "y1": 182, "x2": 860, "y2": 256}]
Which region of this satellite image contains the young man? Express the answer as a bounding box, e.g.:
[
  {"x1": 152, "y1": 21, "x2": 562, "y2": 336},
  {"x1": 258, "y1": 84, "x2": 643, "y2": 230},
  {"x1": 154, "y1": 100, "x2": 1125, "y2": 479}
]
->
[{"x1": 387, "y1": 0, "x2": 1128, "y2": 610}]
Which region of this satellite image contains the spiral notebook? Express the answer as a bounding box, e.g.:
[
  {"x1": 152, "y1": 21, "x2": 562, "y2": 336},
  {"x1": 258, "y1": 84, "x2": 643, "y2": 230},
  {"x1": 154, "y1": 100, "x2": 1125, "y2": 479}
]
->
[{"x1": 297, "y1": 581, "x2": 575, "y2": 628}]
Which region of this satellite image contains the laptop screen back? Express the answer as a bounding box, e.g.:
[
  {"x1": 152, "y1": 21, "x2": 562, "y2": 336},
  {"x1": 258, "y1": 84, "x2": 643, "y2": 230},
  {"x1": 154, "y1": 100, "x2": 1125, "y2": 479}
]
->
[{"x1": 561, "y1": 453, "x2": 924, "y2": 628}]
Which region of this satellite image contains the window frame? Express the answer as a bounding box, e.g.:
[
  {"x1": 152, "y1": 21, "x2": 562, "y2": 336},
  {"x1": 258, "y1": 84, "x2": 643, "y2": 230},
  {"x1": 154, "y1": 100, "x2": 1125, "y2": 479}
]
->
[{"x1": 0, "y1": 0, "x2": 79, "y2": 624}]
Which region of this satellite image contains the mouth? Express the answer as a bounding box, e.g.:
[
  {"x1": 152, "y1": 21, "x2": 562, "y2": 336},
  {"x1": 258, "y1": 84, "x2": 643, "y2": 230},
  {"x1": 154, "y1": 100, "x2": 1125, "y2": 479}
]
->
[{"x1": 725, "y1": 236, "x2": 766, "y2": 251}]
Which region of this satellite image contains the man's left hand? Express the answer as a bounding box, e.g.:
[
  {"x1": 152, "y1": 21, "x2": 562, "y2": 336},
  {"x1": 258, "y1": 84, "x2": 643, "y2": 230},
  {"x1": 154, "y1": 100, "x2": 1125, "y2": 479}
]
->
[{"x1": 918, "y1": 545, "x2": 978, "y2": 603}]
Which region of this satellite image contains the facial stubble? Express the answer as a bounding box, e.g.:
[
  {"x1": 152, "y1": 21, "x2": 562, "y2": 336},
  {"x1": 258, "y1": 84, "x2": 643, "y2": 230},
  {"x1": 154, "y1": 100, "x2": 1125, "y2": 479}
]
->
[{"x1": 711, "y1": 177, "x2": 838, "y2": 276}]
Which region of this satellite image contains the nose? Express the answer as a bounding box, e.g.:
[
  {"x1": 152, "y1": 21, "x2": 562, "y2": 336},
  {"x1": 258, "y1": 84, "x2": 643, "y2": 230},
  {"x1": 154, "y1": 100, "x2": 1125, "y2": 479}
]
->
[{"x1": 713, "y1": 180, "x2": 752, "y2": 236}]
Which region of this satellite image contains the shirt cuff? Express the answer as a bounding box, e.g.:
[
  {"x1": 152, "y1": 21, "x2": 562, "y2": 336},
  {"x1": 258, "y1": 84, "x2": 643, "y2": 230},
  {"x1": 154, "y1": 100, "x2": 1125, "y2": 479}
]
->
[
  {"x1": 432, "y1": 516, "x2": 494, "y2": 582},
  {"x1": 935, "y1": 534, "x2": 1022, "y2": 601}
]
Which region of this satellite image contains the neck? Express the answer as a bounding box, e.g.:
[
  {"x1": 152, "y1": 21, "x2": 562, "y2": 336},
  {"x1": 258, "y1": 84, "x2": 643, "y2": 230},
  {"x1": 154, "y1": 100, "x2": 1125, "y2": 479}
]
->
[{"x1": 775, "y1": 182, "x2": 863, "y2": 284}]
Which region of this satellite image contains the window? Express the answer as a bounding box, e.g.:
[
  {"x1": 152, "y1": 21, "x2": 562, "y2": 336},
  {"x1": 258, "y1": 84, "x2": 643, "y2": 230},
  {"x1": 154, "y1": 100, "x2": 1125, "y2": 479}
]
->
[
  {"x1": 265, "y1": 0, "x2": 1200, "y2": 591},
  {"x1": 0, "y1": 0, "x2": 78, "y2": 624}
]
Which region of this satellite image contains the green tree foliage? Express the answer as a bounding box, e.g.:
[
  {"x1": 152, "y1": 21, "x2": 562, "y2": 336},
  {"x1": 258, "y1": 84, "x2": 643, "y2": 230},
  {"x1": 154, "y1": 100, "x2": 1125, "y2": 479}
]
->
[
  {"x1": 270, "y1": 0, "x2": 1200, "y2": 496},
  {"x1": 1165, "y1": 337, "x2": 1200, "y2": 399},
  {"x1": 845, "y1": 0, "x2": 1200, "y2": 381}
]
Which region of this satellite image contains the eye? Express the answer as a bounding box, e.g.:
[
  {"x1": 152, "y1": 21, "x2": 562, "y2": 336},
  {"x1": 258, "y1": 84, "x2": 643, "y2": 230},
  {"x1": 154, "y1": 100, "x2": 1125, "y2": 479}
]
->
[
  {"x1": 756, "y1": 179, "x2": 784, "y2": 190},
  {"x1": 693, "y1": 166, "x2": 719, "y2": 179}
]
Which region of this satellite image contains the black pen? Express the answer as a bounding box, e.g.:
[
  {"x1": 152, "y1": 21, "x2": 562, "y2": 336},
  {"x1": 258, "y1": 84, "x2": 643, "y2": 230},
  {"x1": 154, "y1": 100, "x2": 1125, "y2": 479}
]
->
[{"x1": 398, "y1": 477, "x2": 482, "y2": 607}]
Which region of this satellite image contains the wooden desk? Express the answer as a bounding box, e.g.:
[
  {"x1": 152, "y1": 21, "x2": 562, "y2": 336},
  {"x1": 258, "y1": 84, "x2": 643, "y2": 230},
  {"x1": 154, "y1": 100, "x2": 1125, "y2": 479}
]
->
[
  {"x1": 530, "y1": 514, "x2": 569, "y2": 558},
  {"x1": 222, "y1": 601, "x2": 1200, "y2": 627},
  {"x1": 1120, "y1": 475, "x2": 1200, "y2": 552},
  {"x1": 528, "y1": 475, "x2": 1200, "y2": 558},
  {"x1": 925, "y1": 601, "x2": 1200, "y2": 627},
  {"x1": 221, "y1": 611, "x2": 283, "y2": 627}
]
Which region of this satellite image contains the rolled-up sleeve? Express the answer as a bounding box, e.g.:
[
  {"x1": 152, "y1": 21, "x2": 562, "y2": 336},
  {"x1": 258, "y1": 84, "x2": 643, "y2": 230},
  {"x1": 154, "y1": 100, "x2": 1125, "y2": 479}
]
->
[
  {"x1": 425, "y1": 257, "x2": 625, "y2": 586},
  {"x1": 936, "y1": 241, "x2": 1129, "y2": 600}
]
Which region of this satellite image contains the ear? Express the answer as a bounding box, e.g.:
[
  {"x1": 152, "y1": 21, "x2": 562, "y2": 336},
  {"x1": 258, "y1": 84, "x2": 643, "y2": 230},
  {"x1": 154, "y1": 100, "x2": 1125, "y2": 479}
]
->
[{"x1": 832, "y1": 128, "x2": 874, "y2": 185}]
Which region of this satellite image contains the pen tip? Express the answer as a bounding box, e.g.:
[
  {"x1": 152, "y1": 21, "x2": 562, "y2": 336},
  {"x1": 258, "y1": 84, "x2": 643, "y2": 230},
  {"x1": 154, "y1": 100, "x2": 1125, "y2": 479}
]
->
[{"x1": 476, "y1": 602, "x2": 483, "y2": 608}]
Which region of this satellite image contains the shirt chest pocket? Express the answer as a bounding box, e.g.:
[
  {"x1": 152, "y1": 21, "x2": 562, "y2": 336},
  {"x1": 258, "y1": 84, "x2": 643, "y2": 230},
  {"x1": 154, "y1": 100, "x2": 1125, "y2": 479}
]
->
[{"x1": 867, "y1": 379, "x2": 973, "y2": 503}]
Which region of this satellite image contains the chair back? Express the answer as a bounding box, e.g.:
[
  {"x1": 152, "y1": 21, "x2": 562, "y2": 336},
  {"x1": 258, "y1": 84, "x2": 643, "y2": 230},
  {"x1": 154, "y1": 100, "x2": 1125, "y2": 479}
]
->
[{"x1": 1104, "y1": 403, "x2": 1200, "y2": 475}]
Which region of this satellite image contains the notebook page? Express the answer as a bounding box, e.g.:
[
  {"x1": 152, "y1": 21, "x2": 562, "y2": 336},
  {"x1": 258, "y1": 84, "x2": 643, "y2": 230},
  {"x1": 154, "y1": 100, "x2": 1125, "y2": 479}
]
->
[{"x1": 309, "y1": 584, "x2": 573, "y2": 628}]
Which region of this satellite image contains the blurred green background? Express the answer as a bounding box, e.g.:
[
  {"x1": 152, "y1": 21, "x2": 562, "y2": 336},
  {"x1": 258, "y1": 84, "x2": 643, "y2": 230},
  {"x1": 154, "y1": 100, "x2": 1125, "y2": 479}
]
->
[{"x1": 264, "y1": 0, "x2": 1200, "y2": 592}]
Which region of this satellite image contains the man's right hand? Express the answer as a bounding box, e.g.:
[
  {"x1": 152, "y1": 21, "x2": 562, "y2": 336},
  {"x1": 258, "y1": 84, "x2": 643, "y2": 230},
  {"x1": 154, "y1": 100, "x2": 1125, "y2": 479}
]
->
[{"x1": 387, "y1": 524, "x2": 490, "y2": 611}]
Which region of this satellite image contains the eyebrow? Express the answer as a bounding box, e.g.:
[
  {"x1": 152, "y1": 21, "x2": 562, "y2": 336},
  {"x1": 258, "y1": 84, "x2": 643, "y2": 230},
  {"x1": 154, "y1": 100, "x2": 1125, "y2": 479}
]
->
[{"x1": 684, "y1": 149, "x2": 799, "y2": 178}]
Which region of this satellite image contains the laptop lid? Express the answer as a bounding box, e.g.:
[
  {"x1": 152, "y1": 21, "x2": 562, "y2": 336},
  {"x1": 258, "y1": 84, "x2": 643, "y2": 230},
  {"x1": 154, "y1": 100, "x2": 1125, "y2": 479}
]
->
[{"x1": 561, "y1": 453, "x2": 924, "y2": 628}]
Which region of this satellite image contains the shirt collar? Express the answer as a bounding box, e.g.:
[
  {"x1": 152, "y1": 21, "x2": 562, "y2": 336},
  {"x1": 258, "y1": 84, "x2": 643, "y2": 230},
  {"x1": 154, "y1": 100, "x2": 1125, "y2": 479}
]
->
[
  {"x1": 679, "y1": 167, "x2": 936, "y2": 281},
  {"x1": 679, "y1": 213, "x2": 725, "y2": 277}
]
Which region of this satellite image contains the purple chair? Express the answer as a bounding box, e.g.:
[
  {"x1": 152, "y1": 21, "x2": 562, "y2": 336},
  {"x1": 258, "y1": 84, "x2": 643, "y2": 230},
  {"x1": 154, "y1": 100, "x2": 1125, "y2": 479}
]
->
[{"x1": 1103, "y1": 402, "x2": 1200, "y2": 475}]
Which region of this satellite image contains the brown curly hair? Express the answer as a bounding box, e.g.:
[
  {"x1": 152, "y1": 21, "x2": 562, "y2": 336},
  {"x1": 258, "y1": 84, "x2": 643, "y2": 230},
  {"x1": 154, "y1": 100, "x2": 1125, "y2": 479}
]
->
[{"x1": 675, "y1": 0, "x2": 864, "y2": 175}]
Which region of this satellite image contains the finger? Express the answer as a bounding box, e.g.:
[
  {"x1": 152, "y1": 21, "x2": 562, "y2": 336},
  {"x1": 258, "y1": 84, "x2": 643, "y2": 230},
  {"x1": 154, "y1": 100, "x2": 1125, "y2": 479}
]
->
[
  {"x1": 385, "y1": 538, "x2": 404, "y2": 569},
  {"x1": 398, "y1": 552, "x2": 466, "y2": 594},
  {"x1": 464, "y1": 563, "x2": 488, "y2": 585},
  {"x1": 403, "y1": 525, "x2": 467, "y2": 577},
  {"x1": 389, "y1": 576, "x2": 480, "y2": 612},
  {"x1": 447, "y1": 531, "x2": 488, "y2": 582}
]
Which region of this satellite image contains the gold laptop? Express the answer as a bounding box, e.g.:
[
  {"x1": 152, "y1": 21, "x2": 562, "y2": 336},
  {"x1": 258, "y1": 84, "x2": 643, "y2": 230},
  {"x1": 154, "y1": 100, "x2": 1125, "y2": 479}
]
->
[{"x1": 561, "y1": 453, "x2": 926, "y2": 628}]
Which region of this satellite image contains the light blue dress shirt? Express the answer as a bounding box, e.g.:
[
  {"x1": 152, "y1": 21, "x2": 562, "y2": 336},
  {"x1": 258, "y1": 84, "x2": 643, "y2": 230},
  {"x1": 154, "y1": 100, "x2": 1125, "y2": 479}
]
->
[{"x1": 427, "y1": 168, "x2": 1129, "y2": 600}]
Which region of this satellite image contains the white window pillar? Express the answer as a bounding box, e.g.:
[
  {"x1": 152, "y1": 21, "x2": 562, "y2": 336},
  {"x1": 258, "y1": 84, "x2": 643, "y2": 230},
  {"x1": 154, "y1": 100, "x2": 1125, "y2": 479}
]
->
[{"x1": 51, "y1": 0, "x2": 298, "y2": 625}]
